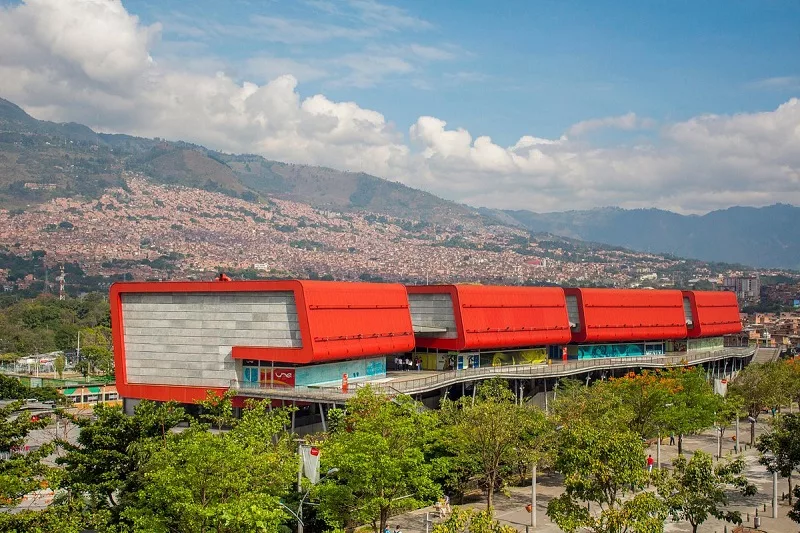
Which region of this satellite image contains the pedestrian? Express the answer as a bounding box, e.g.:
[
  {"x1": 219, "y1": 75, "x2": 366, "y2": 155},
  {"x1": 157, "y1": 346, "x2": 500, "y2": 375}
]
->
[
  {"x1": 646, "y1": 454, "x2": 654, "y2": 473},
  {"x1": 669, "y1": 434, "x2": 675, "y2": 446},
  {"x1": 394, "y1": 525, "x2": 402, "y2": 533},
  {"x1": 405, "y1": 357, "x2": 413, "y2": 371},
  {"x1": 416, "y1": 358, "x2": 422, "y2": 371},
  {"x1": 383, "y1": 526, "x2": 390, "y2": 533}
]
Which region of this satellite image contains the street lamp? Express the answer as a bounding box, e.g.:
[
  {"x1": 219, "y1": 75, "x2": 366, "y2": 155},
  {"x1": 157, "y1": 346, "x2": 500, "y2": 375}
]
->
[
  {"x1": 657, "y1": 403, "x2": 673, "y2": 469},
  {"x1": 297, "y1": 467, "x2": 339, "y2": 533}
]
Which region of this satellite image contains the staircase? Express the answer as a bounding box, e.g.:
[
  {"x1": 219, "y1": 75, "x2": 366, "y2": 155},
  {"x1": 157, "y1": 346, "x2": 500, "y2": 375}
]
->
[{"x1": 752, "y1": 347, "x2": 781, "y2": 364}]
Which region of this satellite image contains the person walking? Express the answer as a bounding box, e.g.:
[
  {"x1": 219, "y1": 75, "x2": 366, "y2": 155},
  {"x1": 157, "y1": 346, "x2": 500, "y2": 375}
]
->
[
  {"x1": 669, "y1": 434, "x2": 675, "y2": 446},
  {"x1": 647, "y1": 454, "x2": 654, "y2": 473}
]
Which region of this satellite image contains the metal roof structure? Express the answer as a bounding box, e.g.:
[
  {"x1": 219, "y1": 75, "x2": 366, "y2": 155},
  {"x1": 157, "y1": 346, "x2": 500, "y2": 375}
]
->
[
  {"x1": 683, "y1": 290, "x2": 742, "y2": 338},
  {"x1": 407, "y1": 285, "x2": 572, "y2": 351},
  {"x1": 565, "y1": 288, "x2": 689, "y2": 343}
]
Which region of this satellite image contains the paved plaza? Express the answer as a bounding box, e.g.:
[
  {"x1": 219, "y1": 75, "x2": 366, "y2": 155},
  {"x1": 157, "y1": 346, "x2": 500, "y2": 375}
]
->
[{"x1": 393, "y1": 418, "x2": 799, "y2": 533}]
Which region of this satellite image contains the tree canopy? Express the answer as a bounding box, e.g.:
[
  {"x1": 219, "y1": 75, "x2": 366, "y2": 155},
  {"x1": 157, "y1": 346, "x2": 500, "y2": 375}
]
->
[
  {"x1": 546, "y1": 423, "x2": 666, "y2": 533},
  {"x1": 439, "y1": 379, "x2": 552, "y2": 510},
  {"x1": 654, "y1": 451, "x2": 756, "y2": 533},
  {"x1": 317, "y1": 386, "x2": 440, "y2": 533}
]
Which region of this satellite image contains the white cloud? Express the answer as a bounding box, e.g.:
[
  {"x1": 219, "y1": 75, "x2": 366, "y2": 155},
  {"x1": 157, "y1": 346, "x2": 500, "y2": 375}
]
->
[
  {"x1": 0, "y1": 0, "x2": 798, "y2": 215},
  {"x1": 331, "y1": 53, "x2": 415, "y2": 88},
  {"x1": 243, "y1": 56, "x2": 328, "y2": 84},
  {"x1": 747, "y1": 76, "x2": 800, "y2": 90},
  {"x1": 567, "y1": 112, "x2": 655, "y2": 137},
  {"x1": 408, "y1": 44, "x2": 456, "y2": 61},
  {"x1": 346, "y1": 0, "x2": 433, "y2": 32}
]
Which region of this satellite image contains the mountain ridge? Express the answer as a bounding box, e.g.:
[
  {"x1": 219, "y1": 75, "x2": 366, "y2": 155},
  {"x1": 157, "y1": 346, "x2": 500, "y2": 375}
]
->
[
  {"x1": 0, "y1": 97, "x2": 491, "y2": 229},
  {"x1": 493, "y1": 203, "x2": 800, "y2": 269},
  {"x1": 2, "y1": 96, "x2": 796, "y2": 270}
]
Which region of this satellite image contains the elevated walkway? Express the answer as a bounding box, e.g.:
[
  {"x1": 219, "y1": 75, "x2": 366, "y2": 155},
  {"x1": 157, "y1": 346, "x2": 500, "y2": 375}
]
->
[{"x1": 229, "y1": 347, "x2": 754, "y2": 403}]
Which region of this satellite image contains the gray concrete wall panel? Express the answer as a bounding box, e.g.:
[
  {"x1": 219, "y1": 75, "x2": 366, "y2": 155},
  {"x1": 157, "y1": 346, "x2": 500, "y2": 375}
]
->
[
  {"x1": 408, "y1": 293, "x2": 458, "y2": 339},
  {"x1": 122, "y1": 292, "x2": 302, "y2": 388}
]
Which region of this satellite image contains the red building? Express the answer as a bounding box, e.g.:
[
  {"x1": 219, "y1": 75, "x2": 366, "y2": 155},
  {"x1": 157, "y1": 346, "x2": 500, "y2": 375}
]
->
[
  {"x1": 111, "y1": 280, "x2": 414, "y2": 404},
  {"x1": 110, "y1": 280, "x2": 743, "y2": 406}
]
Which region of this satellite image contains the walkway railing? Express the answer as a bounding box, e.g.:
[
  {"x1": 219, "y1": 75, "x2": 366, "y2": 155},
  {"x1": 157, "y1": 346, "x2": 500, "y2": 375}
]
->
[{"x1": 229, "y1": 347, "x2": 753, "y2": 401}]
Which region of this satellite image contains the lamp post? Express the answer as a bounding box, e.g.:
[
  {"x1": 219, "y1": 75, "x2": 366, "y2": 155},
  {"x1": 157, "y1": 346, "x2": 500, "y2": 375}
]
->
[
  {"x1": 656, "y1": 430, "x2": 661, "y2": 470},
  {"x1": 530, "y1": 462, "x2": 537, "y2": 528},
  {"x1": 297, "y1": 467, "x2": 339, "y2": 533}
]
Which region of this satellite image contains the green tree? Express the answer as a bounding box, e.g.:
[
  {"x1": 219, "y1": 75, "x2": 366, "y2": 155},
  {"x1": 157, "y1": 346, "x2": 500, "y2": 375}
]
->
[
  {"x1": 80, "y1": 345, "x2": 113, "y2": 377},
  {"x1": 0, "y1": 399, "x2": 51, "y2": 506},
  {"x1": 56, "y1": 401, "x2": 186, "y2": 519},
  {"x1": 54, "y1": 354, "x2": 66, "y2": 379},
  {"x1": 715, "y1": 393, "x2": 744, "y2": 445},
  {"x1": 757, "y1": 413, "x2": 800, "y2": 505},
  {"x1": 546, "y1": 424, "x2": 666, "y2": 533},
  {"x1": 0, "y1": 374, "x2": 62, "y2": 403},
  {"x1": 78, "y1": 325, "x2": 112, "y2": 350},
  {"x1": 550, "y1": 378, "x2": 624, "y2": 431},
  {"x1": 0, "y1": 374, "x2": 31, "y2": 399},
  {"x1": 654, "y1": 451, "x2": 756, "y2": 533},
  {"x1": 74, "y1": 359, "x2": 90, "y2": 380},
  {"x1": 197, "y1": 389, "x2": 237, "y2": 431},
  {"x1": 440, "y1": 378, "x2": 551, "y2": 510},
  {"x1": 729, "y1": 362, "x2": 787, "y2": 445},
  {"x1": 600, "y1": 371, "x2": 677, "y2": 440},
  {"x1": 660, "y1": 368, "x2": 720, "y2": 454},
  {"x1": 316, "y1": 387, "x2": 440, "y2": 533},
  {"x1": 432, "y1": 508, "x2": 516, "y2": 533},
  {"x1": 791, "y1": 485, "x2": 800, "y2": 524},
  {"x1": 122, "y1": 399, "x2": 295, "y2": 533},
  {"x1": 0, "y1": 498, "x2": 116, "y2": 533},
  {"x1": 784, "y1": 358, "x2": 800, "y2": 411}
]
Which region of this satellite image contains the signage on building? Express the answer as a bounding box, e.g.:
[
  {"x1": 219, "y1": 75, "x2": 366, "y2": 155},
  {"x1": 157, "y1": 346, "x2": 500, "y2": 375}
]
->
[{"x1": 260, "y1": 368, "x2": 296, "y2": 387}]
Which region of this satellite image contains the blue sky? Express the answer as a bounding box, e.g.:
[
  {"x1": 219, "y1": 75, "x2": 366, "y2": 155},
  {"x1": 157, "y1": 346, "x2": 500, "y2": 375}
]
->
[
  {"x1": 1, "y1": 0, "x2": 798, "y2": 213},
  {"x1": 125, "y1": 0, "x2": 800, "y2": 144}
]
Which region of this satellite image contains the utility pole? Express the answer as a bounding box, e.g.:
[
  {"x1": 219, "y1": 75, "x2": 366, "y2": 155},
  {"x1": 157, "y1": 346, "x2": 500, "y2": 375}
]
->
[
  {"x1": 772, "y1": 471, "x2": 778, "y2": 518},
  {"x1": 656, "y1": 433, "x2": 661, "y2": 470},
  {"x1": 297, "y1": 441, "x2": 304, "y2": 533},
  {"x1": 531, "y1": 463, "x2": 537, "y2": 528}
]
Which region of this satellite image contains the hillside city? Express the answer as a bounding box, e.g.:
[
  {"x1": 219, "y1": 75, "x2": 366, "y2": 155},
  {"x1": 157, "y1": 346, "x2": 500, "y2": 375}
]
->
[{"x1": 0, "y1": 174, "x2": 797, "y2": 297}]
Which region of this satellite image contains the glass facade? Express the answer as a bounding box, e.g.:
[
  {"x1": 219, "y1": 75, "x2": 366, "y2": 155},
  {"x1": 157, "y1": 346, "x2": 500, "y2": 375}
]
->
[{"x1": 576, "y1": 342, "x2": 665, "y2": 359}]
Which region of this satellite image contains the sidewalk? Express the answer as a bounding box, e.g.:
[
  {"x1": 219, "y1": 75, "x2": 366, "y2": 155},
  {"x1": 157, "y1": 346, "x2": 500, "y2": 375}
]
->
[{"x1": 391, "y1": 419, "x2": 799, "y2": 533}]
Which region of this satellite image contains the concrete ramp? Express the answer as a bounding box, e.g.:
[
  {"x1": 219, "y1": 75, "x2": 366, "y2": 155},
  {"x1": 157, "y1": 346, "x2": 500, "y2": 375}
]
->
[{"x1": 752, "y1": 347, "x2": 781, "y2": 364}]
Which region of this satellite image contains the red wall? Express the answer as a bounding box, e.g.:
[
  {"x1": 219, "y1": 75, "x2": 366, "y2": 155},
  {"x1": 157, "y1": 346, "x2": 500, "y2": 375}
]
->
[
  {"x1": 683, "y1": 290, "x2": 742, "y2": 338},
  {"x1": 566, "y1": 288, "x2": 688, "y2": 343},
  {"x1": 408, "y1": 285, "x2": 571, "y2": 350}
]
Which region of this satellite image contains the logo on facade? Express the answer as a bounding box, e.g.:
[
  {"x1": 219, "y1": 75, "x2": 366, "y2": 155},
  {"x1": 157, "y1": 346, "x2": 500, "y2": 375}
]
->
[{"x1": 260, "y1": 368, "x2": 296, "y2": 387}]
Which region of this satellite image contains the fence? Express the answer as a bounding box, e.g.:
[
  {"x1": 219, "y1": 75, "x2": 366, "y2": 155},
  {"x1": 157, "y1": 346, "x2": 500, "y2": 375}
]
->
[{"x1": 0, "y1": 367, "x2": 113, "y2": 389}]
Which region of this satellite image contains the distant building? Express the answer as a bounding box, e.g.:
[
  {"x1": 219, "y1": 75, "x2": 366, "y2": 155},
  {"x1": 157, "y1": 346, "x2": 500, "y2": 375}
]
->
[{"x1": 723, "y1": 276, "x2": 761, "y2": 305}]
